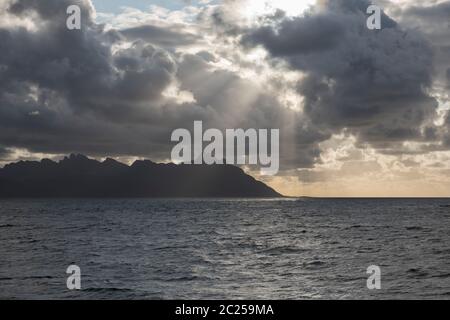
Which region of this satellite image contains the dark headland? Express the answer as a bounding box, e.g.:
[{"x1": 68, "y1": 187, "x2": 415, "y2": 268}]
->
[{"x1": 0, "y1": 154, "x2": 282, "y2": 198}]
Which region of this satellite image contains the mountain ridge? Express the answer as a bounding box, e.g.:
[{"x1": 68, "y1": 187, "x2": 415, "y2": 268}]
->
[{"x1": 0, "y1": 154, "x2": 282, "y2": 198}]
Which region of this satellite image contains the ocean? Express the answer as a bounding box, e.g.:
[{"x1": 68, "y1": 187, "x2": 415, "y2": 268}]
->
[{"x1": 0, "y1": 198, "x2": 449, "y2": 299}]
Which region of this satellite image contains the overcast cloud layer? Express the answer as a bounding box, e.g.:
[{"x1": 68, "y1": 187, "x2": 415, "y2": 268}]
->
[{"x1": 0, "y1": 0, "x2": 449, "y2": 196}]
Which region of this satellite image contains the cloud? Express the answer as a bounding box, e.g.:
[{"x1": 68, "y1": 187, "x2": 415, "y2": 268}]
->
[
  {"x1": 0, "y1": 0, "x2": 449, "y2": 185},
  {"x1": 297, "y1": 160, "x2": 382, "y2": 184},
  {"x1": 120, "y1": 25, "x2": 200, "y2": 47},
  {"x1": 0, "y1": 0, "x2": 183, "y2": 158},
  {"x1": 243, "y1": 14, "x2": 346, "y2": 56},
  {"x1": 242, "y1": 0, "x2": 438, "y2": 151},
  {"x1": 397, "y1": 2, "x2": 450, "y2": 68},
  {"x1": 175, "y1": 53, "x2": 330, "y2": 168},
  {"x1": 0, "y1": 146, "x2": 12, "y2": 160},
  {"x1": 0, "y1": 0, "x2": 324, "y2": 169}
]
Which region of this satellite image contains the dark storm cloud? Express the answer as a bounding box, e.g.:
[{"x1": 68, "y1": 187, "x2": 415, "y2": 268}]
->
[
  {"x1": 404, "y1": 1, "x2": 450, "y2": 21},
  {"x1": 243, "y1": 15, "x2": 345, "y2": 56},
  {"x1": 396, "y1": 1, "x2": 450, "y2": 151},
  {"x1": 0, "y1": 0, "x2": 187, "y2": 158},
  {"x1": 0, "y1": 0, "x2": 322, "y2": 169},
  {"x1": 242, "y1": 0, "x2": 439, "y2": 149},
  {"x1": 394, "y1": 2, "x2": 450, "y2": 92},
  {"x1": 398, "y1": 1, "x2": 450, "y2": 148},
  {"x1": 0, "y1": 0, "x2": 176, "y2": 118},
  {"x1": 0, "y1": 0, "x2": 448, "y2": 172},
  {"x1": 399, "y1": 2, "x2": 450, "y2": 56},
  {"x1": 7, "y1": 0, "x2": 95, "y2": 23}
]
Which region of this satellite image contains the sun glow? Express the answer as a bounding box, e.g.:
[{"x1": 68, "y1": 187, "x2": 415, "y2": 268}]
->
[{"x1": 243, "y1": 0, "x2": 316, "y2": 18}]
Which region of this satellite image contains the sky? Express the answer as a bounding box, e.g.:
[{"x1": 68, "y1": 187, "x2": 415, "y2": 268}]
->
[
  {"x1": 0, "y1": 0, "x2": 449, "y2": 197},
  {"x1": 91, "y1": 0, "x2": 218, "y2": 14}
]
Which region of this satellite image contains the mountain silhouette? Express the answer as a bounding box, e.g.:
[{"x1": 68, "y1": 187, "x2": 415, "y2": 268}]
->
[{"x1": 0, "y1": 154, "x2": 282, "y2": 198}]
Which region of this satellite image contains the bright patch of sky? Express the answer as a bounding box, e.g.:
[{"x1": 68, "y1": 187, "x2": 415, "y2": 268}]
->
[{"x1": 91, "y1": 0, "x2": 217, "y2": 14}]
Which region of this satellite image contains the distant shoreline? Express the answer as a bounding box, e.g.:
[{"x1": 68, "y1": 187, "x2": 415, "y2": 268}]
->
[{"x1": 0, "y1": 154, "x2": 282, "y2": 198}]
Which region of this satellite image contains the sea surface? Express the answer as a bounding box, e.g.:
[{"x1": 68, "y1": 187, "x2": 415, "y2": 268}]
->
[{"x1": 0, "y1": 198, "x2": 449, "y2": 300}]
